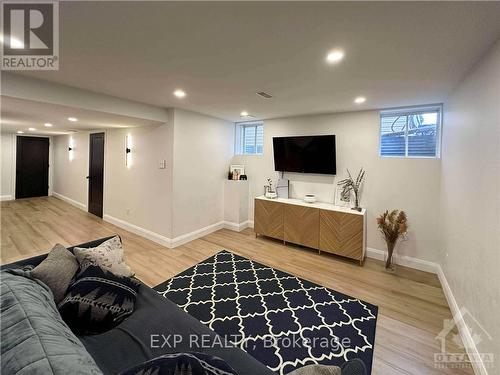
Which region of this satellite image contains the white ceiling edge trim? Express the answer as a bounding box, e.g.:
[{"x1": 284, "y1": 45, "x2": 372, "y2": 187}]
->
[{"x1": 1, "y1": 72, "x2": 169, "y2": 123}]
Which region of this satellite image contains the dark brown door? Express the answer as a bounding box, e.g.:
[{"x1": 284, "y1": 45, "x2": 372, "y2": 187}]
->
[
  {"x1": 88, "y1": 133, "x2": 105, "y2": 217},
  {"x1": 16, "y1": 136, "x2": 49, "y2": 199}
]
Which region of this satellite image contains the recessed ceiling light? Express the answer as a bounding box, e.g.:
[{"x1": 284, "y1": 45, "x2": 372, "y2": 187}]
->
[
  {"x1": 354, "y1": 96, "x2": 366, "y2": 104},
  {"x1": 326, "y1": 49, "x2": 344, "y2": 64},
  {"x1": 44, "y1": 123, "x2": 53, "y2": 127},
  {"x1": 174, "y1": 89, "x2": 186, "y2": 98},
  {"x1": 28, "y1": 127, "x2": 36, "y2": 131},
  {"x1": 68, "y1": 117, "x2": 78, "y2": 122},
  {"x1": 17, "y1": 131, "x2": 24, "y2": 134},
  {"x1": 240, "y1": 111, "x2": 249, "y2": 117}
]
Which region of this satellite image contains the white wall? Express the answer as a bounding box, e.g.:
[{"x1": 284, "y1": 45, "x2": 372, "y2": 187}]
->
[
  {"x1": 104, "y1": 123, "x2": 173, "y2": 238},
  {"x1": 53, "y1": 122, "x2": 174, "y2": 238},
  {"x1": 232, "y1": 110, "x2": 442, "y2": 262},
  {"x1": 53, "y1": 132, "x2": 89, "y2": 207},
  {"x1": 51, "y1": 108, "x2": 233, "y2": 241},
  {"x1": 171, "y1": 109, "x2": 234, "y2": 237},
  {"x1": 440, "y1": 40, "x2": 500, "y2": 370},
  {"x1": 1, "y1": 133, "x2": 14, "y2": 199}
]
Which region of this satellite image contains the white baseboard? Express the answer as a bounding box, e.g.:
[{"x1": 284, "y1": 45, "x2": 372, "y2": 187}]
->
[
  {"x1": 102, "y1": 216, "x2": 242, "y2": 249},
  {"x1": 366, "y1": 247, "x2": 439, "y2": 274},
  {"x1": 1, "y1": 195, "x2": 13, "y2": 201},
  {"x1": 52, "y1": 192, "x2": 86, "y2": 211},
  {"x1": 103, "y1": 214, "x2": 172, "y2": 248},
  {"x1": 223, "y1": 220, "x2": 252, "y2": 232},
  {"x1": 170, "y1": 221, "x2": 226, "y2": 248},
  {"x1": 436, "y1": 265, "x2": 488, "y2": 375}
]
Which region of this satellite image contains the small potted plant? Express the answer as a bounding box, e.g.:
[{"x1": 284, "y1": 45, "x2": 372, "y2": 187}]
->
[{"x1": 376, "y1": 210, "x2": 408, "y2": 271}]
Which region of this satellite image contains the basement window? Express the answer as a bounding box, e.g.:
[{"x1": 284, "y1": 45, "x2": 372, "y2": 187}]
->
[
  {"x1": 380, "y1": 105, "x2": 442, "y2": 158},
  {"x1": 235, "y1": 122, "x2": 264, "y2": 155}
]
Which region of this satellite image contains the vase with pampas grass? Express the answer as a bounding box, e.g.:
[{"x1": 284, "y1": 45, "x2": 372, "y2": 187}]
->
[{"x1": 377, "y1": 210, "x2": 408, "y2": 271}]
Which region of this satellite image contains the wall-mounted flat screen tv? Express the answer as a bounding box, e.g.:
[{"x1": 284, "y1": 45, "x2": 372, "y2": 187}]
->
[{"x1": 273, "y1": 135, "x2": 336, "y2": 175}]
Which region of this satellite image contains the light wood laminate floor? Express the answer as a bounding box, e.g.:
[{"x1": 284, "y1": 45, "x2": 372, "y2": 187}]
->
[{"x1": 0, "y1": 197, "x2": 473, "y2": 374}]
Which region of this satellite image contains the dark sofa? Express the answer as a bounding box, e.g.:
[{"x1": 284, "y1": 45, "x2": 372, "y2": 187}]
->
[{"x1": 1, "y1": 236, "x2": 274, "y2": 375}]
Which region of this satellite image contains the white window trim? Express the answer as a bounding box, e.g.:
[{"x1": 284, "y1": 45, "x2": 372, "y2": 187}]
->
[
  {"x1": 235, "y1": 121, "x2": 264, "y2": 155},
  {"x1": 379, "y1": 104, "x2": 442, "y2": 159}
]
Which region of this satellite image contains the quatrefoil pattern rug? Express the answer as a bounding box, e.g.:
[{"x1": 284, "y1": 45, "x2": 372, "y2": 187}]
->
[{"x1": 155, "y1": 251, "x2": 378, "y2": 374}]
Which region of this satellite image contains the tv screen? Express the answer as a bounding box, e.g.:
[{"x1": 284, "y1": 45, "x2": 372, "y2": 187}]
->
[{"x1": 273, "y1": 135, "x2": 336, "y2": 175}]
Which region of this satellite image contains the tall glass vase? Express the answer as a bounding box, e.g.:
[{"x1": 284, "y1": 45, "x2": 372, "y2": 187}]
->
[{"x1": 384, "y1": 241, "x2": 397, "y2": 272}]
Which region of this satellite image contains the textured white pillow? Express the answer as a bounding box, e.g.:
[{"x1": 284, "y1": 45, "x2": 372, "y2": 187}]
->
[{"x1": 73, "y1": 236, "x2": 133, "y2": 277}]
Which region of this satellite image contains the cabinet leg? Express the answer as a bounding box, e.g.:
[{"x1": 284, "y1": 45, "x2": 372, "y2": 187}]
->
[
  {"x1": 255, "y1": 233, "x2": 258, "y2": 238},
  {"x1": 283, "y1": 240, "x2": 286, "y2": 246},
  {"x1": 319, "y1": 250, "x2": 321, "y2": 255}
]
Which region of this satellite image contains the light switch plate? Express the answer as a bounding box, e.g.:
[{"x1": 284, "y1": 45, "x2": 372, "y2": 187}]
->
[{"x1": 158, "y1": 159, "x2": 166, "y2": 169}]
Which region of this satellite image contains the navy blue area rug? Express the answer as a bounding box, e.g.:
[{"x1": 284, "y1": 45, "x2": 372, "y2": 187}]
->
[{"x1": 155, "y1": 251, "x2": 378, "y2": 375}]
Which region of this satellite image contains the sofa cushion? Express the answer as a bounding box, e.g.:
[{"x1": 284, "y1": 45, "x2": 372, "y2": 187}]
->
[
  {"x1": 58, "y1": 264, "x2": 141, "y2": 335},
  {"x1": 31, "y1": 243, "x2": 79, "y2": 303},
  {"x1": 74, "y1": 235, "x2": 133, "y2": 277},
  {"x1": 120, "y1": 352, "x2": 237, "y2": 375},
  {"x1": 0, "y1": 269, "x2": 103, "y2": 375}
]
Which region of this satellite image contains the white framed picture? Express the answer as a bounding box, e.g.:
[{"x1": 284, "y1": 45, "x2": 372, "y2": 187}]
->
[
  {"x1": 230, "y1": 165, "x2": 245, "y2": 180},
  {"x1": 334, "y1": 186, "x2": 351, "y2": 207}
]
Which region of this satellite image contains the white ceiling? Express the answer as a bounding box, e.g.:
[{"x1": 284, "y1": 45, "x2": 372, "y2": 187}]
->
[
  {"x1": 0, "y1": 96, "x2": 162, "y2": 135},
  {"x1": 12, "y1": 2, "x2": 500, "y2": 121}
]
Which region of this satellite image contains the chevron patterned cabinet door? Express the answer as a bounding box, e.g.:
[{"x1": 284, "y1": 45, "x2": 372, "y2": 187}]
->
[
  {"x1": 319, "y1": 209, "x2": 363, "y2": 261},
  {"x1": 284, "y1": 204, "x2": 319, "y2": 248},
  {"x1": 254, "y1": 199, "x2": 284, "y2": 240}
]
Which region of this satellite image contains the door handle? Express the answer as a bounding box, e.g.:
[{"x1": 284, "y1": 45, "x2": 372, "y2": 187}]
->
[{"x1": 86, "y1": 176, "x2": 91, "y2": 179}]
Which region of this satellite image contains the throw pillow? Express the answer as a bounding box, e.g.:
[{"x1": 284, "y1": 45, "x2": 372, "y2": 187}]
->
[
  {"x1": 119, "y1": 352, "x2": 237, "y2": 375},
  {"x1": 31, "y1": 243, "x2": 79, "y2": 303},
  {"x1": 73, "y1": 235, "x2": 133, "y2": 277},
  {"x1": 58, "y1": 264, "x2": 141, "y2": 335}
]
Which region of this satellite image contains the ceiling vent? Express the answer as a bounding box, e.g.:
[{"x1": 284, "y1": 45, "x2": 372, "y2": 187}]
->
[{"x1": 256, "y1": 91, "x2": 273, "y2": 99}]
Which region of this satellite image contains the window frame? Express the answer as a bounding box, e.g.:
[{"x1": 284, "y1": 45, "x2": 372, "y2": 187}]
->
[
  {"x1": 235, "y1": 121, "x2": 264, "y2": 156},
  {"x1": 379, "y1": 104, "x2": 443, "y2": 159}
]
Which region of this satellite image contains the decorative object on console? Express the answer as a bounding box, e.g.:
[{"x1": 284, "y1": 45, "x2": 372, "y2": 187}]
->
[
  {"x1": 376, "y1": 209, "x2": 408, "y2": 271},
  {"x1": 239, "y1": 174, "x2": 247, "y2": 180},
  {"x1": 155, "y1": 251, "x2": 378, "y2": 375},
  {"x1": 337, "y1": 168, "x2": 365, "y2": 211},
  {"x1": 334, "y1": 186, "x2": 351, "y2": 207},
  {"x1": 303, "y1": 194, "x2": 316, "y2": 203},
  {"x1": 276, "y1": 177, "x2": 289, "y2": 198},
  {"x1": 230, "y1": 165, "x2": 245, "y2": 181},
  {"x1": 264, "y1": 178, "x2": 277, "y2": 198}
]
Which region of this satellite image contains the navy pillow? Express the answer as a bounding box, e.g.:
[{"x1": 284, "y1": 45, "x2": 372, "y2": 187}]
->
[
  {"x1": 119, "y1": 352, "x2": 237, "y2": 375},
  {"x1": 58, "y1": 264, "x2": 140, "y2": 335}
]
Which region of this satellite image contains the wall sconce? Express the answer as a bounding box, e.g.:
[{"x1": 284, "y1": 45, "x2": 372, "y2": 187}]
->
[
  {"x1": 126, "y1": 134, "x2": 132, "y2": 167},
  {"x1": 69, "y1": 137, "x2": 74, "y2": 161}
]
